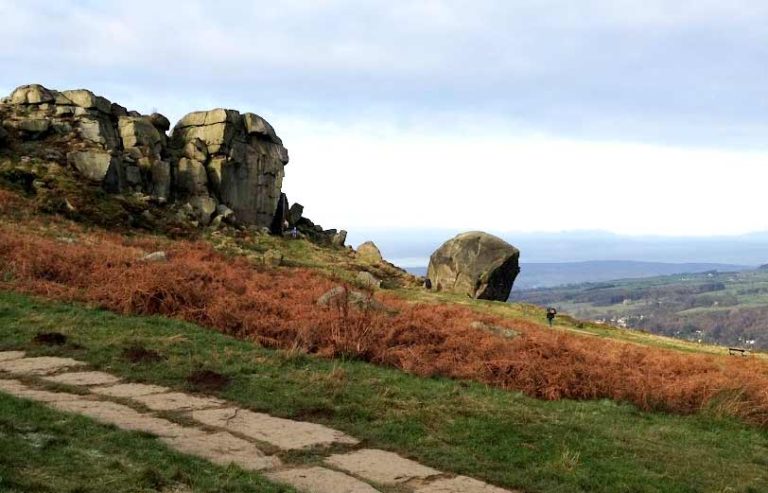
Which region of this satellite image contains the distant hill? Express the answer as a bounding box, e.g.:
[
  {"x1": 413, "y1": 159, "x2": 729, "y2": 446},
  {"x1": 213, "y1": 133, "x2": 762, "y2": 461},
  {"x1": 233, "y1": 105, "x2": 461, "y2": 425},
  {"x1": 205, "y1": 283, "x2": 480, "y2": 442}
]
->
[
  {"x1": 509, "y1": 267, "x2": 768, "y2": 349},
  {"x1": 407, "y1": 260, "x2": 750, "y2": 290}
]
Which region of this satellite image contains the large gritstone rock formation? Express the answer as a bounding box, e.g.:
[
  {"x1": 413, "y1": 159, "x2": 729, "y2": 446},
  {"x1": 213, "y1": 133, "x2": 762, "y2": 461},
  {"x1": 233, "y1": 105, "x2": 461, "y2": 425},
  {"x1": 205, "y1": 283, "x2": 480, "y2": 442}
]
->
[
  {"x1": 0, "y1": 84, "x2": 295, "y2": 231},
  {"x1": 427, "y1": 231, "x2": 520, "y2": 301},
  {"x1": 170, "y1": 110, "x2": 289, "y2": 227}
]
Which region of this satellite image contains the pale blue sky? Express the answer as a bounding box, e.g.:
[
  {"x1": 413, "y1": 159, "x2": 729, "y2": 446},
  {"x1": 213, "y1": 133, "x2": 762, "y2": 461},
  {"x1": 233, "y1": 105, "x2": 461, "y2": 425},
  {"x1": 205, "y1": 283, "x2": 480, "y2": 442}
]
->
[{"x1": 2, "y1": 0, "x2": 767, "y2": 236}]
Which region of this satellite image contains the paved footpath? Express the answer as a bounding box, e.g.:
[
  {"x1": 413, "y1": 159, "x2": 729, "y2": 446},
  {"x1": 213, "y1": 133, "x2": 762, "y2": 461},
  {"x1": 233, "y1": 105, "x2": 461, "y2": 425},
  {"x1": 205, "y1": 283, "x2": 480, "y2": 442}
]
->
[{"x1": 0, "y1": 351, "x2": 517, "y2": 493}]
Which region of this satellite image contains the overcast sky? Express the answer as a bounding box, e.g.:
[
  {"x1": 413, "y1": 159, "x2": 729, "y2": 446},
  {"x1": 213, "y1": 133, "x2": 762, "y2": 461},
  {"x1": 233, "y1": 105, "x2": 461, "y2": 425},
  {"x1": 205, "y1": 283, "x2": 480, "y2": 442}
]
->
[{"x1": 2, "y1": 0, "x2": 767, "y2": 237}]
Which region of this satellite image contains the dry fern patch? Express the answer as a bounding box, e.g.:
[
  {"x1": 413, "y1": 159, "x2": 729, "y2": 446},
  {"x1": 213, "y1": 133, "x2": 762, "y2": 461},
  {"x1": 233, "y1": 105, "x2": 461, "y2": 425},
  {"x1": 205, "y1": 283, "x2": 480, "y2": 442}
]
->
[{"x1": 2, "y1": 220, "x2": 768, "y2": 429}]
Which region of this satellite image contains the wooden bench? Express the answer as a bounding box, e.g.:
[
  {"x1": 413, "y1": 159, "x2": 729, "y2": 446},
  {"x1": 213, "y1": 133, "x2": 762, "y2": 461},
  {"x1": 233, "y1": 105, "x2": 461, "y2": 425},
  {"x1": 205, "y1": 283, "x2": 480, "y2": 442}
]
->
[{"x1": 728, "y1": 347, "x2": 749, "y2": 356}]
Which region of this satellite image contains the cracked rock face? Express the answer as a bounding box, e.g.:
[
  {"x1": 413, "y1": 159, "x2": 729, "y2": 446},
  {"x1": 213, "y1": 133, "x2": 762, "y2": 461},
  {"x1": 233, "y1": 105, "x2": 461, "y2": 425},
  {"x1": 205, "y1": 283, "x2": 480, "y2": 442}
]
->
[
  {"x1": 0, "y1": 84, "x2": 289, "y2": 228},
  {"x1": 171, "y1": 109, "x2": 289, "y2": 227},
  {"x1": 427, "y1": 231, "x2": 521, "y2": 301}
]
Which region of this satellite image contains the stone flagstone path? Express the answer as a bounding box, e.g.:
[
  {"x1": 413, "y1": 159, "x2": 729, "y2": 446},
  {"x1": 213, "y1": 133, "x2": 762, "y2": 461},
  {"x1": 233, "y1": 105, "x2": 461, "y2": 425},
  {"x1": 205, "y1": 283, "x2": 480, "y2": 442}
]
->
[{"x1": 0, "y1": 352, "x2": 518, "y2": 493}]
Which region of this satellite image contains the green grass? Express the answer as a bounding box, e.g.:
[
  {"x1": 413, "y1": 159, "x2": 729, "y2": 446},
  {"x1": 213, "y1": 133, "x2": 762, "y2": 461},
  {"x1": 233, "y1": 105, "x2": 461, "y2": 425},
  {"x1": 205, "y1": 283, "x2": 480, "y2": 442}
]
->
[
  {"x1": 0, "y1": 392, "x2": 294, "y2": 493},
  {"x1": 2, "y1": 292, "x2": 768, "y2": 492}
]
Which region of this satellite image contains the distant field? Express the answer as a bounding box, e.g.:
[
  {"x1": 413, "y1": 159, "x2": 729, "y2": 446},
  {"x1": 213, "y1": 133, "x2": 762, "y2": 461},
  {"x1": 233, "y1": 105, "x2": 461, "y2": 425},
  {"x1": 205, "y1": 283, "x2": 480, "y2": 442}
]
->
[
  {"x1": 407, "y1": 260, "x2": 750, "y2": 289},
  {"x1": 510, "y1": 267, "x2": 768, "y2": 349}
]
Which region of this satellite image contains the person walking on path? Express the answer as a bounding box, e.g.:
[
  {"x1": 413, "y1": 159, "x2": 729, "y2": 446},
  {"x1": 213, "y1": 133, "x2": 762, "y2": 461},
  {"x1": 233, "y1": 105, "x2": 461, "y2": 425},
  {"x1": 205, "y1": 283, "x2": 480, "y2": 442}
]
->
[{"x1": 546, "y1": 307, "x2": 557, "y2": 327}]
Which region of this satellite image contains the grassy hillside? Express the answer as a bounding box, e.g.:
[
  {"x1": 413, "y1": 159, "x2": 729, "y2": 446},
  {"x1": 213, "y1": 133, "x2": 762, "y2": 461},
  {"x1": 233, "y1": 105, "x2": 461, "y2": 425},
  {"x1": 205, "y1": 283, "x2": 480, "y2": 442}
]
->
[
  {"x1": 2, "y1": 292, "x2": 768, "y2": 493},
  {"x1": 4, "y1": 184, "x2": 768, "y2": 491},
  {"x1": 510, "y1": 268, "x2": 768, "y2": 349}
]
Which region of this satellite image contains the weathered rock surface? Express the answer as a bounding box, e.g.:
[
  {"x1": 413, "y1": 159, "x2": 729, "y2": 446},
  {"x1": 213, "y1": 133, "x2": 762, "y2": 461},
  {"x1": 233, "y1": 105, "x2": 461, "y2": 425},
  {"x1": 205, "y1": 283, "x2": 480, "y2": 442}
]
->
[
  {"x1": 357, "y1": 241, "x2": 383, "y2": 263},
  {"x1": 0, "y1": 83, "x2": 299, "y2": 231},
  {"x1": 427, "y1": 232, "x2": 520, "y2": 301},
  {"x1": 171, "y1": 108, "x2": 289, "y2": 227}
]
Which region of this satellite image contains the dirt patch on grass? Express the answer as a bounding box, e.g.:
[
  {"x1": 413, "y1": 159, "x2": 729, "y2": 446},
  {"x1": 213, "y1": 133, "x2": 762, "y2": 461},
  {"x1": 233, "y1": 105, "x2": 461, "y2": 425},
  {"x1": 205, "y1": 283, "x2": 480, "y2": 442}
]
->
[
  {"x1": 122, "y1": 345, "x2": 164, "y2": 364},
  {"x1": 32, "y1": 332, "x2": 67, "y2": 346},
  {"x1": 186, "y1": 370, "x2": 230, "y2": 392}
]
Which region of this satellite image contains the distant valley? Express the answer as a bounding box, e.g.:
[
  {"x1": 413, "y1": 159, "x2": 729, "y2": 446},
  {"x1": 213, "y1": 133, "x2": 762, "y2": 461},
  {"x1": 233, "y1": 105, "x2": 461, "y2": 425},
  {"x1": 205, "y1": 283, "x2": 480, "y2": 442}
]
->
[
  {"x1": 509, "y1": 267, "x2": 768, "y2": 349},
  {"x1": 406, "y1": 260, "x2": 751, "y2": 290}
]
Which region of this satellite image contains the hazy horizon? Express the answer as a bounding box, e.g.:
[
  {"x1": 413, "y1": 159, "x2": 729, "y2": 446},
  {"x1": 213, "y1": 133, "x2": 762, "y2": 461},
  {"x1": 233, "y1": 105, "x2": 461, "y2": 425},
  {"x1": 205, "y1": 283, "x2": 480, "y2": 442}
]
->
[{"x1": 344, "y1": 228, "x2": 768, "y2": 267}]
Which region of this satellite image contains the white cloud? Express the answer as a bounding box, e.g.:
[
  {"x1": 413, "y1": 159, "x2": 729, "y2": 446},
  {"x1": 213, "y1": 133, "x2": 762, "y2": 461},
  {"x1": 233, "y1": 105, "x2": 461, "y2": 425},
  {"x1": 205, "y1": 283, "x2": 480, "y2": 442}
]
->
[
  {"x1": 1, "y1": 0, "x2": 768, "y2": 237},
  {"x1": 281, "y1": 117, "x2": 768, "y2": 236}
]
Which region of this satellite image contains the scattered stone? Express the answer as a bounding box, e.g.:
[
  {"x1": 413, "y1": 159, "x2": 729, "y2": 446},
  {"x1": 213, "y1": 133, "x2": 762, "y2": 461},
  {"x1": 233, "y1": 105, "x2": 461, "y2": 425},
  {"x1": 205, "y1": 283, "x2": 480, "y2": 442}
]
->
[
  {"x1": 140, "y1": 252, "x2": 168, "y2": 262},
  {"x1": 0, "y1": 351, "x2": 26, "y2": 362},
  {"x1": 415, "y1": 476, "x2": 516, "y2": 493},
  {"x1": 43, "y1": 371, "x2": 121, "y2": 386},
  {"x1": 317, "y1": 286, "x2": 389, "y2": 312},
  {"x1": 357, "y1": 241, "x2": 383, "y2": 264},
  {"x1": 0, "y1": 356, "x2": 85, "y2": 375},
  {"x1": 216, "y1": 204, "x2": 235, "y2": 223},
  {"x1": 188, "y1": 195, "x2": 217, "y2": 225},
  {"x1": 190, "y1": 407, "x2": 359, "y2": 450},
  {"x1": 326, "y1": 449, "x2": 441, "y2": 485},
  {"x1": 288, "y1": 203, "x2": 304, "y2": 225},
  {"x1": 332, "y1": 230, "x2": 348, "y2": 247},
  {"x1": 427, "y1": 232, "x2": 521, "y2": 301},
  {"x1": 266, "y1": 467, "x2": 380, "y2": 493},
  {"x1": 90, "y1": 383, "x2": 170, "y2": 398},
  {"x1": 161, "y1": 431, "x2": 281, "y2": 471},
  {"x1": 132, "y1": 391, "x2": 227, "y2": 412},
  {"x1": 356, "y1": 271, "x2": 381, "y2": 289},
  {"x1": 32, "y1": 332, "x2": 67, "y2": 346},
  {"x1": 470, "y1": 321, "x2": 520, "y2": 339},
  {"x1": 67, "y1": 150, "x2": 116, "y2": 182}
]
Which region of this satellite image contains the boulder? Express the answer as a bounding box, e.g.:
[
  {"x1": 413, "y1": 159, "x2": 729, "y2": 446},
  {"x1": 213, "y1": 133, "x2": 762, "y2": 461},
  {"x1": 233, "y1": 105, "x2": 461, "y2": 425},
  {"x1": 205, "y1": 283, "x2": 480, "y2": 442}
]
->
[
  {"x1": 356, "y1": 271, "x2": 381, "y2": 289},
  {"x1": 149, "y1": 112, "x2": 171, "y2": 132},
  {"x1": 427, "y1": 231, "x2": 520, "y2": 301},
  {"x1": 9, "y1": 84, "x2": 55, "y2": 105},
  {"x1": 188, "y1": 195, "x2": 217, "y2": 225},
  {"x1": 317, "y1": 286, "x2": 389, "y2": 312},
  {"x1": 140, "y1": 251, "x2": 167, "y2": 262},
  {"x1": 332, "y1": 230, "x2": 347, "y2": 247},
  {"x1": 67, "y1": 151, "x2": 116, "y2": 182},
  {"x1": 216, "y1": 204, "x2": 236, "y2": 223},
  {"x1": 118, "y1": 116, "x2": 163, "y2": 151},
  {"x1": 171, "y1": 108, "x2": 289, "y2": 227},
  {"x1": 288, "y1": 203, "x2": 303, "y2": 225},
  {"x1": 357, "y1": 241, "x2": 383, "y2": 264},
  {"x1": 60, "y1": 89, "x2": 112, "y2": 114},
  {"x1": 0, "y1": 126, "x2": 8, "y2": 146}
]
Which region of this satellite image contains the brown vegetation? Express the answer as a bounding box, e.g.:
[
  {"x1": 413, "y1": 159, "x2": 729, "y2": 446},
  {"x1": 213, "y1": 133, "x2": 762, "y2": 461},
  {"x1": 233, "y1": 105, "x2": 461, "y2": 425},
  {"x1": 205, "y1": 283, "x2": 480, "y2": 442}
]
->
[{"x1": 2, "y1": 224, "x2": 768, "y2": 427}]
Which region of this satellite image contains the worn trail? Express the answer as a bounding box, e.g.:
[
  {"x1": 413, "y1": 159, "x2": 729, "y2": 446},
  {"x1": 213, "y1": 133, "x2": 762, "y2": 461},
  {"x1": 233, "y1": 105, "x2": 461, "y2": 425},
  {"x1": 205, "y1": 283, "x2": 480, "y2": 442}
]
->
[{"x1": 0, "y1": 351, "x2": 516, "y2": 493}]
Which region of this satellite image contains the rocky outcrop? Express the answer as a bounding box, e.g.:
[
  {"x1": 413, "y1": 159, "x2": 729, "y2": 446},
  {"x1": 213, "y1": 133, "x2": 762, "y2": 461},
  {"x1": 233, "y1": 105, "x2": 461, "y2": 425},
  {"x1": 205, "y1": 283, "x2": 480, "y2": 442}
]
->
[
  {"x1": 357, "y1": 241, "x2": 383, "y2": 264},
  {"x1": 0, "y1": 83, "x2": 298, "y2": 230},
  {"x1": 427, "y1": 232, "x2": 520, "y2": 301},
  {"x1": 170, "y1": 109, "x2": 289, "y2": 226}
]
